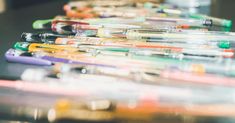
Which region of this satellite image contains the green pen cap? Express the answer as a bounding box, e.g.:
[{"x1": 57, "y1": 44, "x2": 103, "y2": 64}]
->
[
  {"x1": 14, "y1": 42, "x2": 30, "y2": 51},
  {"x1": 218, "y1": 40, "x2": 230, "y2": 49},
  {"x1": 33, "y1": 19, "x2": 53, "y2": 29},
  {"x1": 103, "y1": 48, "x2": 130, "y2": 52},
  {"x1": 222, "y1": 20, "x2": 232, "y2": 28}
]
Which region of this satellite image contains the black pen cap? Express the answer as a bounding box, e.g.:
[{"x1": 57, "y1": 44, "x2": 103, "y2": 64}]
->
[
  {"x1": 203, "y1": 19, "x2": 213, "y2": 26},
  {"x1": 21, "y1": 32, "x2": 42, "y2": 43}
]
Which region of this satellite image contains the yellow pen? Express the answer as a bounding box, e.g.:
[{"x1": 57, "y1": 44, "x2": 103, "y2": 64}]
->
[{"x1": 28, "y1": 43, "x2": 78, "y2": 53}]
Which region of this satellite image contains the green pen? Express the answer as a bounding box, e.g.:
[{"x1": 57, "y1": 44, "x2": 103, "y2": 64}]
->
[
  {"x1": 189, "y1": 14, "x2": 232, "y2": 28},
  {"x1": 156, "y1": 8, "x2": 232, "y2": 27},
  {"x1": 14, "y1": 42, "x2": 31, "y2": 51},
  {"x1": 33, "y1": 19, "x2": 53, "y2": 29}
]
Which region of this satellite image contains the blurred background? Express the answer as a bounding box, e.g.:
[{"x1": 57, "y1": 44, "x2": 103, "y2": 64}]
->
[
  {"x1": 0, "y1": 0, "x2": 233, "y2": 30},
  {"x1": 0, "y1": 0, "x2": 232, "y2": 17},
  {"x1": 0, "y1": 0, "x2": 55, "y2": 13}
]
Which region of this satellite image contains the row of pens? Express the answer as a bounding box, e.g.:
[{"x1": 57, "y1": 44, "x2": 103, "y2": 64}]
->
[{"x1": 2, "y1": 0, "x2": 235, "y2": 123}]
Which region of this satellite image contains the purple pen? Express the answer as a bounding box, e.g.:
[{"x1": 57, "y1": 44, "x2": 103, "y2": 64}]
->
[
  {"x1": 5, "y1": 49, "x2": 53, "y2": 66},
  {"x1": 41, "y1": 56, "x2": 116, "y2": 68},
  {"x1": 41, "y1": 56, "x2": 115, "y2": 68}
]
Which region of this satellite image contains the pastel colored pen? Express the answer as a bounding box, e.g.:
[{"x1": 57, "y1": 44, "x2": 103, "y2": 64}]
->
[
  {"x1": 168, "y1": 60, "x2": 235, "y2": 77},
  {"x1": 33, "y1": 17, "x2": 141, "y2": 30},
  {"x1": 145, "y1": 17, "x2": 212, "y2": 27},
  {"x1": 155, "y1": 8, "x2": 232, "y2": 27},
  {"x1": 32, "y1": 16, "x2": 83, "y2": 29},
  {"x1": 161, "y1": 69, "x2": 235, "y2": 87},
  {"x1": 126, "y1": 29, "x2": 235, "y2": 42},
  {"x1": 54, "y1": 62, "x2": 235, "y2": 87},
  {"x1": 14, "y1": 41, "x2": 230, "y2": 66},
  {"x1": 5, "y1": 48, "x2": 104, "y2": 66},
  {"x1": 52, "y1": 22, "x2": 142, "y2": 35},
  {"x1": 54, "y1": 36, "x2": 233, "y2": 49},
  {"x1": 97, "y1": 28, "x2": 209, "y2": 38},
  {"x1": 21, "y1": 32, "x2": 230, "y2": 49},
  {"x1": 0, "y1": 80, "x2": 88, "y2": 100},
  {"x1": 189, "y1": 13, "x2": 232, "y2": 28},
  {"x1": 54, "y1": 37, "x2": 228, "y2": 50},
  {"x1": 15, "y1": 41, "x2": 234, "y2": 61},
  {"x1": 21, "y1": 32, "x2": 70, "y2": 43},
  {"x1": 20, "y1": 46, "x2": 150, "y2": 69},
  {"x1": 12, "y1": 41, "x2": 229, "y2": 69},
  {"x1": 62, "y1": 43, "x2": 234, "y2": 58},
  {"x1": 5, "y1": 49, "x2": 53, "y2": 66}
]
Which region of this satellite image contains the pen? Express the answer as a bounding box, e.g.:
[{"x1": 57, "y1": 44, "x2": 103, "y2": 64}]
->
[
  {"x1": 21, "y1": 32, "x2": 69, "y2": 43},
  {"x1": 14, "y1": 42, "x2": 233, "y2": 73},
  {"x1": 65, "y1": 5, "x2": 212, "y2": 28},
  {"x1": 5, "y1": 48, "x2": 106, "y2": 66},
  {"x1": 97, "y1": 27, "x2": 210, "y2": 39},
  {"x1": 52, "y1": 18, "x2": 211, "y2": 35},
  {"x1": 54, "y1": 37, "x2": 229, "y2": 49},
  {"x1": 145, "y1": 17, "x2": 212, "y2": 27},
  {"x1": 15, "y1": 41, "x2": 234, "y2": 64},
  {"x1": 161, "y1": 69, "x2": 235, "y2": 87},
  {"x1": 16, "y1": 41, "x2": 234, "y2": 59},
  {"x1": 156, "y1": 8, "x2": 233, "y2": 27},
  {"x1": 52, "y1": 22, "x2": 142, "y2": 35},
  {"x1": 54, "y1": 62, "x2": 235, "y2": 86},
  {"x1": 13, "y1": 43, "x2": 143, "y2": 67},
  {"x1": 126, "y1": 29, "x2": 235, "y2": 42},
  {"x1": 5, "y1": 49, "x2": 53, "y2": 66},
  {"x1": 21, "y1": 32, "x2": 233, "y2": 49},
  {"x1": 189, "y1": 13, "x2": 232, "y2": 28}
]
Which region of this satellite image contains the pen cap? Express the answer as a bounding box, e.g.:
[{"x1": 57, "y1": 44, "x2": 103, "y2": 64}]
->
[
  {"x1": 222, "y1": 20, "x2": 233, "y2": 28},
  {"x1": 33, "y1": 19, "x2": 53, "y2": 29},
  {"x1": 21, "y1": 32, "x2": 42, "y2": 43},
  {"x1": 14, "y1": 42, "x2": 30, "y2": 51},
  {"x1": 203, "y1": 19, "x2": 213, "y2": 26},
  {"x1": 217, "y1": 40, "x2": 231, "y2": 49},
  {"x1": 189, "y1": 14, "x2": 232, "y2": 27},
  {"x1": 21, "y1": 32, "x2": 64, "y2": 43}
]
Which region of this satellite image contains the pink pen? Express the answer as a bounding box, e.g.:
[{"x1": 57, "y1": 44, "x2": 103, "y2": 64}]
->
[
  {"x1": 0, "y1": 80, "x2": 87, "y2": 97},
  {"x1": 161, "y1": 70, "x2": 235, "y2": 87}
]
